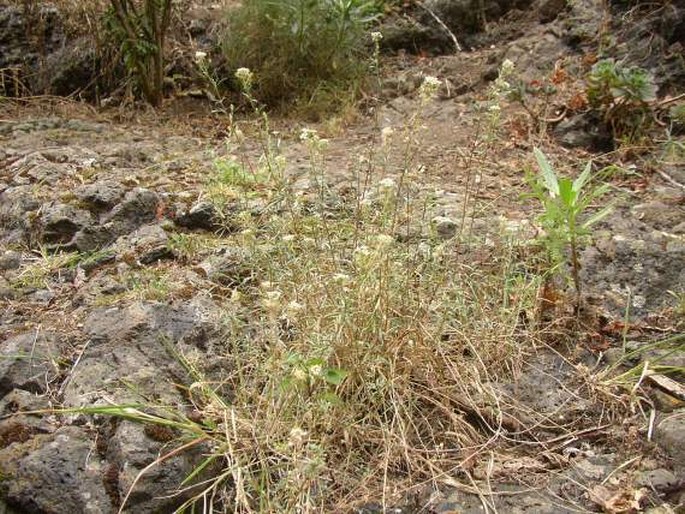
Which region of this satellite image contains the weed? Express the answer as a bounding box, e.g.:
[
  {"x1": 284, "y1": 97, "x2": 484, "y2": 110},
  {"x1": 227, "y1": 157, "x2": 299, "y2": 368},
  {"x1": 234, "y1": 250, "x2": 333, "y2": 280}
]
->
[
  {"x1": 586, "y1": 59, "x2": 657, "y2": 142},
  {"x1": 600, "y1": 333, "x2": 685, "y2": 391},
  {"x1": 70, "y1": 75, "x2": 547, "y2": 512},
  {"x1": 222, "y1": 0, "x2": 381, "y2": 116},
  {"x1": 104, "y1": 0, "x2": 173, "y2": 106},
  {"x1": 527, "y1": 148, "x2": 613, "y2": 307},
  {"x1": 193, "y1": 51, "x2": 229, "y2": 114},
  {"x1": 10, "y1": 247, "x2": 114, "y2": 289},
  {"x1": 167, "y1": 233, "x2": 224, "y2": 263}
]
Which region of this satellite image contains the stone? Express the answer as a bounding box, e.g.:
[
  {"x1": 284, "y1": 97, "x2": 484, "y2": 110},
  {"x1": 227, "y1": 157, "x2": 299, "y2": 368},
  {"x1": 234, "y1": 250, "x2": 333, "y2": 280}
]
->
[
  {"x1": 0, "y1": 426, "x2": 113, "y2": 514},
  {"x1": 104, "y1": 188, "x2": 159, "y2": 236},
  {"x1": 0, "y1": 5, "x2": 65, "y2": 87},
  {"x1": 0, "y1": 251, "x2": 21, "y2": 271},
  {"x1": 432, "y1": 215, "x2": 458, "y2": 239},
  {"x1": 536, "y1": 0, "x2": 566, "y2": 22},
  {"x1": 72, "y1": 225, "x2": 113, "y2": 253},
  {"x1": 105, "y1": 421, "x2": 207, "y2": 512},
  {"x1": 655, "y1": 412, "x2": 685, "y2": 470},
  {"x1": 111, "y1": 224, "x2": 172, "y2": 265},
  {"x1": 34, "y1": 37, "x2": 98, "y2": 97},
  {"x1": 0, "y1": 389, "x2": 54, "y2": 449},
  {"x1": 553, "y1": 112, "x2": 614, "y2": 152},
  {"x1": 0, "y1": 277, "x2": 14, "y2": 300},
  {"x1": 632, "y1": 201, "x2": 685, "y2": 231},
  {"x1": 76, "y1": 181, "x2": 125, "y2": 212},
  {"x1": 0, "y1": 185, "x2": 41, "y2": 239},
  {"x1": 39, "y1": 203, "x2": 93, "y2": 246},
  {"x1": 175, "y1": 201, "x2": 219, "y2": 230},
  {"x1": 636, "y1": 468, "x2": 679, "y2": 492},
  {"x1": 62, "y1": 301, "x2": 222, "y2": 410},
  {"x1": 0, "y1": 331, "x2": 63, "y2": 397},
  {"x1": 197, "y1": 248, "x2": 255, "y2": 287}
]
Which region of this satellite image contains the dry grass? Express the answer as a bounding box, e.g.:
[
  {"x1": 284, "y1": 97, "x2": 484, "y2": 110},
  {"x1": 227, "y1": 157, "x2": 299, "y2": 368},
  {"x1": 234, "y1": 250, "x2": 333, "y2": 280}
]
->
[{"x1": 62, "y1": 83, "x2": 561, "y2": 513}]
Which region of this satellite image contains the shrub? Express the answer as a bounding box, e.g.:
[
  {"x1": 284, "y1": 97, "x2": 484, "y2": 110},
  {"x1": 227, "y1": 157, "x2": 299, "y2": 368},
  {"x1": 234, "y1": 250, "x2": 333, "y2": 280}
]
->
[
  {"x1": 105, "y1": 0, "x2": 173, "y2": 106},
  {"x1": 585, "y1": 59, "x2": 657, "y2": 142},
  {"x1": 222, "y1": 0, "x2": 381, "y2": 116}
]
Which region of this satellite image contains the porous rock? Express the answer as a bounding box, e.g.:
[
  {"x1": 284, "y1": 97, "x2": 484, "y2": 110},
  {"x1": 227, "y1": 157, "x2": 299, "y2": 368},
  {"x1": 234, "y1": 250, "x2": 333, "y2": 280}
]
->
[
  {"x1": 655, "y1": 412, "x2": 685, "y2": 471},
  {"x1": 0, "y1": 331, "x2": 63, "y2": 397},
  {"x1": 76, "y1": 181, "x2": 125, "y2": 213},
  {"x1": 0, "y1": 426, "x2": 113, "y2": 514},
  {"x1": 38, "y1": 202, "x2": 93, "y2": 246}
]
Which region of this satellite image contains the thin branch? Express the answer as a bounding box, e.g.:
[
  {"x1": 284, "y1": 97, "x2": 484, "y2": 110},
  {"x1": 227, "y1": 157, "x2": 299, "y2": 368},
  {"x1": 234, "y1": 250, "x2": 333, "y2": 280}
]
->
[{"x1": 419, "y1": 1, "x2": 462, "y2": 52}]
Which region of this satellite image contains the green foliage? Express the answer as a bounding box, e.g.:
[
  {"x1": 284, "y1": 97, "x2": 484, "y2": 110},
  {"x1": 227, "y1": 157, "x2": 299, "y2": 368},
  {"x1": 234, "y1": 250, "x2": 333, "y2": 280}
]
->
[
  {"x1": 528, "y1": 148, "x2": 613, "y2": 302},
  {"x1": 222, "y1": 0, "x2": 381, "y2": 115},
  {"x1": 104, "y1": 0, "x2": 173, "y2": 106},
  {"x1": 586, "y1": 59, "x2": 657, "y2": 142}
]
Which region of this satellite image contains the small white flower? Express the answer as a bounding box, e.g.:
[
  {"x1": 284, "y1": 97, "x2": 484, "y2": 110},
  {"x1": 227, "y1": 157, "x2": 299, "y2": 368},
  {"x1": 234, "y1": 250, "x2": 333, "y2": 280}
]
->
[
  {"x1": 419, "y1": 76, "x2": 442, "y2": 99},
  {"x1": 265, "y1": 290, "x2": 282, "y2": 301},
  {"x1": 289, "y1": 427, "x2": 308, "y2": 446},
  {"x1": 309, "y1": 364, "x2": 323, "y2": 377},
  {"x1": 299, "y1": 128, "x2": 318, "y2": 142},
  {"x1": 417, "y1": 241, "x2": 431, "y2": 258},
  {"x1": 194, "y1": 51, "x2": 207, "y2": 62},
  {"x1": 632, "y1": 295, "x2": 646, "y2": 309},
  {"x1": 378, "y1": 177, "x2": 396, "y2": 191},
  {"x1": 235, "y1": 67, "x2": 254, "y2": 92},
  {"x1": 262, "y1": 290, "x2": 282, "y2": 313},
  {"x1": 231, "y1": 127, "x2": 245, "y2": 142},
  {"x1": 380, "y1": 126, "x2": 394, "y2": 146},
  {"x1": 493, "y1": 77, "x2": 511, "y2": 95},
  {"x1": 371, "y1": 31, "x2": 383, "y2": 43},
  {"x1": 374, "y1": 234, "x2": 394, "y2": 248},
  {"x1": 501, "y1": 59, "x2": 515, "y2": 76},
  {"x1": 282, "y1": 234, "x2": 296, "y2": 243},
  {"x1": 292, "y1": 368, "x2": 308, "y2": 381},
  {"x1": 285, "y1": 300, "x2": 304, "y2": 318},
  {"x1": 332, "y1": 273, "x2": 351, "y2": 284}
]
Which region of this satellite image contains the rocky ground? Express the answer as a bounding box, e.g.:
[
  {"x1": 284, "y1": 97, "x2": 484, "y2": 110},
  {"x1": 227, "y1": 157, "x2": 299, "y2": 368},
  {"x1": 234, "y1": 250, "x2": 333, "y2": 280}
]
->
[{"x1": 1, "y1": 0, "x2": 684, "y2": 513}]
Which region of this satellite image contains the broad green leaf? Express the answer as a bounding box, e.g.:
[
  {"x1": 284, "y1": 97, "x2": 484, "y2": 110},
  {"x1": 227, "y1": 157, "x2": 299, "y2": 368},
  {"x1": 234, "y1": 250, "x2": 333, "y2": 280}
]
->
[
  {"x1": 534, "y1": 148, "x2": 559, "y2": 197},
  {"x1": 558, "y1": 178, "x2": 576, "y2": 206},
  {"x1": 318, "y1": 391, "x2": 343, "y2": 405},
  {"x1": 573, "y1": 161, "x2": 593, "y2": 192},
  {"x1": 323, "y1": 367, "x2": 348, "y2": 385}
]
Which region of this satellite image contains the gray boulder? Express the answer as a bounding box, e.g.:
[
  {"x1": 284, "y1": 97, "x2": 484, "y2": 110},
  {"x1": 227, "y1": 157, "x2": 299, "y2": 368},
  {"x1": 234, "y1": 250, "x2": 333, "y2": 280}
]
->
[
  {"x1": 0, "y1": 426, "x2": 114, "y2": 514},
  {"x1": 104, "y1": 188, "x2": 160, "y2": 236},
  {"x1": 76, "y1": 181, "x2": 126, "y2": 213},
  {"x1": 39, "y1": 203, "x2": 93, "y2": 247},
  {"x1": 0, "y1": 331, "x2": 63, "y2": 397}
]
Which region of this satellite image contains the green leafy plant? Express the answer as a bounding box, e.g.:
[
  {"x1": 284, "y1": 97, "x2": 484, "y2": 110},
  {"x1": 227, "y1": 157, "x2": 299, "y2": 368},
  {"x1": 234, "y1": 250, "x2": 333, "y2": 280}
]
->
[
  {"x1": 222, "y1": 0, "x2": 381, "y2": 116},
  {"x1": 105, "y1": 0, "x2": 173, "y2": 106},
  {"x1": 586, "y1": 59, "x2": 657, "y2": 142},
  {"x1": 528, "y1": 148, "x2": 613, "y2": 305}
]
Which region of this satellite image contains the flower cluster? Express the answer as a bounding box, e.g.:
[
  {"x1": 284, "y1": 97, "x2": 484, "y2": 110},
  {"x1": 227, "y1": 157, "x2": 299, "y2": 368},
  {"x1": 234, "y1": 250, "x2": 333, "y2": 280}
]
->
[
  {"x1": 491, "y1": 59, "x2": 515, "y2": 99},
  {"x1": 299, "y1": 128, "x2": 329, "y2": 152},
  {"x1": 235, "y1": 67, "x2": 254, "y2": 93},
  {"x1": 419, "y1": 75, "x2": 442, "y2": 100}
]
